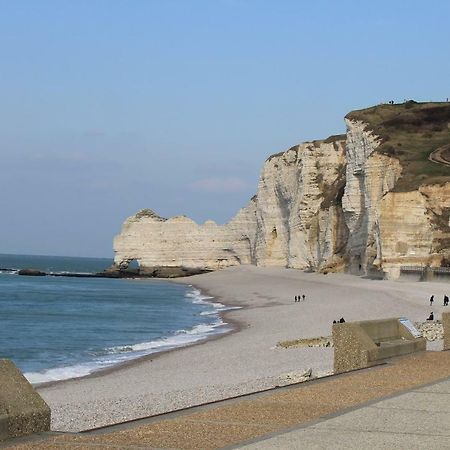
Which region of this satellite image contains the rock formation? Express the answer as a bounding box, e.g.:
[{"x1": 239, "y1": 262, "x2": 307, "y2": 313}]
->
[
  {"x1": 113, "y1": 102, "x2": 450, "y2": 279},
  {"x1": 254, "y1": 138, "x2": 347, "y2": 271},
  {"x1": 114, "y1": 202, "x2": 257, "y2": 273}
]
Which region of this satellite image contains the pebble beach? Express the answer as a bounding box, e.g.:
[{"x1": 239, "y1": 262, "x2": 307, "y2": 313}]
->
[{"x1": 38, "y1": 265, "x2": 449, "y2": 432}]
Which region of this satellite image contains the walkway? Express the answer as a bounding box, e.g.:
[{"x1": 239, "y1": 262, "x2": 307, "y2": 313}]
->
[
  {"x1": 4, "y1": 351, "x2": 450, "y2": 449},
  {"x1": 429, "y1": 143, "x2": 450, "y2": 168}
]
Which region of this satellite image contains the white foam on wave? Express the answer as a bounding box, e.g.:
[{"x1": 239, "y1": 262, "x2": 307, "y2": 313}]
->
[
  {"x1": 24, "y1": 286, "x2": 235, "y2": 385},
  {"x1": 185, "y1": 287, "x2": 241, "y2": 314},
  {"x1": 25, "y1": 320, "x2": 229, "y2": 385},
  {"x1": 185, "y1": 288, "x2": 214, "y2": 304},
  {"x1": 107, "y1": 319, "x2": 225, "y2": 354},
  {"x1": 0, "y1": 269, "x2": 19, "y2": 275},
  {"x1": 200, "y1": 306, "x2": 242, "y2": 316},
  {"x1": 25, "y1": 363, "x2": 96, "y2": 384}
]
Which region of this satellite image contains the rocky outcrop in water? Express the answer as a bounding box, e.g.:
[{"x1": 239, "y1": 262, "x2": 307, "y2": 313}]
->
[
  {"x1": 113, "y1": 102, "x2": 450, "y2": 279},
  {"x1": 114, "y1": 202, "x2": 257, "y2": 273}
]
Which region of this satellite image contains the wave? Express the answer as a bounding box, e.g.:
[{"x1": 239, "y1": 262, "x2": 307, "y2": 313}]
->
[
  {"x1": 185, "y1": 288, "x2": 241, "y2": 314},
  {"x1": 0, "y1": 268, "x2": 19, "y2": 274},
  {"x1": 106, "y1": 319, "x2": 225, "y2": 354},
  {"x1": 200, "y1": 306, "x2": 242, "y2": 316},
  {"x1": 185, "y1": 288, "x2": 214, "y2": 302},
  {"x1": 24, "y1": 319, "x2": 229, "y2": 384},
  {"x1": 24, "y1": 286, "x2": 236, "y2": 385},
  {"x1": 25, "y1": 363, "x2": 98, "y2": 384}
]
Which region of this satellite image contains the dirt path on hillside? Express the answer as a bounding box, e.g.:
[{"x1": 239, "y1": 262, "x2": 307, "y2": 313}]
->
[{"x1": 429, "y1": 143, "x2": 450, "y2": 167}]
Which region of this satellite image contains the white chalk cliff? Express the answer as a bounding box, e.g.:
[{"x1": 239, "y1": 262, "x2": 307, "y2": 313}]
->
[
  {"x1": 113, "y1": 104, "x2": 450, "y2": 279},
  {"x1": 114, "y1": 202, "x2": 257, "y2": 272}
]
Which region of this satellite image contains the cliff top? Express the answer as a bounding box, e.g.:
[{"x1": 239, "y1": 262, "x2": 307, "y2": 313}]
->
[
  {"x1": 266, "y1": 134, "x2": 346, "y2": 162},
  {"x1": 346, "y1": 101, "x2": 450, "y2": 191}
]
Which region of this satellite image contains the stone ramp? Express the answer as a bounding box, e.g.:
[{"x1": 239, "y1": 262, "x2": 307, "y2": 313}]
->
[{"x1": 4, "y1": 351, "x2": 450, "y2": 449}]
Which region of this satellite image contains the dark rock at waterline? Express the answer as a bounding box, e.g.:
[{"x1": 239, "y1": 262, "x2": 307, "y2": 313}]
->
[
  {"x1": 140, "y1": 266, "x2": 212, "y2": 278},
  {"x1": 16, "y1": 266, "x2": 211, "y2": 279},
  {"x1": 100, "y1": 266, "x2": 212, "y2": 279},
  {"x1": 18, "y1": 269, "x2": 47, "y2": 276}
]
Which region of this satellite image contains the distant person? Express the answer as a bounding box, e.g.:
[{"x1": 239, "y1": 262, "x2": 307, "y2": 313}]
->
[
  {"x1": 333, "y1": 320, "x2": 337, "y2": 324},
  {"x1": 427, "y1": 312, "x2": 434, "y2": 321},
  {"x1": 302, "y1": 294, "x2": 306, "y2": 301},
  {"x1": 294, "y1": 295, "x2": 298, "y2": 302},
  {"x1": 339, "y1": 317, "x2": 345, "y2": 323},
  {"x1": 430, "y1": 295, "x2": 434, "y2": 306},
  {"x1": 444, "y1": 295, "x2": 449, "y2": 306}
]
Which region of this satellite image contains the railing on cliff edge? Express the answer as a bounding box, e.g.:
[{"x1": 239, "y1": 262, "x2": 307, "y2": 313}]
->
[{"x1": 400, "y1": 266, "x2": 450, "y2": 274}]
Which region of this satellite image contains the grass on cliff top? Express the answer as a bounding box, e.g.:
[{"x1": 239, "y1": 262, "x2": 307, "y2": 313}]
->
[
  {"x1": 266, "y1": 134, "x2": 346, "y2": 162},
  {"x1": 346, "y1": 101, "x2": 450, "y2": 191}
]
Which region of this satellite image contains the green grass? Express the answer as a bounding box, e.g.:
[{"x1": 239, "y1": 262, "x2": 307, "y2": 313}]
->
[{"x1": 346, "y1": 101, "x2": 450, "y2": 191}]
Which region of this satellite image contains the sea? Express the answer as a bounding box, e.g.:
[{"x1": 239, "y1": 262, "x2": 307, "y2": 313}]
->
[{"x1": 0, "y1": 254, "x2": 236, "y2": 384}]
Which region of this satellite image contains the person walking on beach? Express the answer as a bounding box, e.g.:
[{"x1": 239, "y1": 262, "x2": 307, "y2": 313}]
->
[
  {"x1": 444, "y1": 295, "x2": 449, "y2": 306},
  {"x1": 430, "y1": 295, "x2": 434, "y2": 306},
  {"x1": 302, "y1": 294, "x2": 306, "y2": 301},
  {"x1": 294, "y1": 295, "x2": 298, "y2": 302}
]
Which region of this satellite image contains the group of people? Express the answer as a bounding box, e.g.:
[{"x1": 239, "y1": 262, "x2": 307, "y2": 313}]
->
[
  {"x1": 429, "y1": 295, "x2": 449, "y2": 306},
  {"x1": 427, "y1": 294, "x2": 449, "y2": 321},
  {"x1": 294, "y1": 295, "x2": 306, "y2": 302},
  {"x1": 332, "y1": 318, "x2": 346, "y2": 324}
]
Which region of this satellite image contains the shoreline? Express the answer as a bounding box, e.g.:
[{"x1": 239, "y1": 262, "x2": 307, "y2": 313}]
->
[
  {"x1": 33, "y1": 281, "x2": 245, "y2": 389},
  {"x1": 37, "y1": 266, "x2": 449, "y2": 432}
]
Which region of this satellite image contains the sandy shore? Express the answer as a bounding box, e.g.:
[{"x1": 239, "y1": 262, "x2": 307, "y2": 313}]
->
[{"x1": 37, "y1": 265, "x2": 449, "y2": 432}]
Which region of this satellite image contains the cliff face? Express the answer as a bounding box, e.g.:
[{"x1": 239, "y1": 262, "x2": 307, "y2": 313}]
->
[
  {"x1": 342, "y1": 119, "x2": 402, "y2": 275},
  {"x1": 378, "y1": 184, "x2": 450, "y2": 278},
  {"x1": 254, "y1": 140, "x2": 347, "y2": 271},
  {"x1": 113, "y1": 102, "x2": 450, "y2": 279}
]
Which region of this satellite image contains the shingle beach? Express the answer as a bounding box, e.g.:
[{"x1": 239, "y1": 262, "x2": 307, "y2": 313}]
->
[{"x1": 38, "y1": 266, "x2": 448, "y2": 432}]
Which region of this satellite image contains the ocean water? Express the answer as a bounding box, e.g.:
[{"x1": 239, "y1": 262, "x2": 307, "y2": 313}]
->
[{"x1": 0, "y1": 254, "x2": 235, "y2": 384}]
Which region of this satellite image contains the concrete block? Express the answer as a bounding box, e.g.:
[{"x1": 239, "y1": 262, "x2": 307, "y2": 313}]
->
[
  {"x1": 0, "y1": 359, "x2": 50, "y2": 441},
  {"x1": 333, "y1": 318, "x2": 426, "y2": 374},
  {"x1": 442, "y1": 312, "x2": 450, "y2": 350}
]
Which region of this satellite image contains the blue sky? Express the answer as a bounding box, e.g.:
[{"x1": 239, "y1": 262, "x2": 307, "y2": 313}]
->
[{"x1": 1, "y1": 0, "x2": 449, "y2": 257}]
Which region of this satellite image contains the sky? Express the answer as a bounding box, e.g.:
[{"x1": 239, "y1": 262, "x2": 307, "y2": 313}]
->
[{"x1": 1, "y1": 0, "x2": 449, "y2": 258}]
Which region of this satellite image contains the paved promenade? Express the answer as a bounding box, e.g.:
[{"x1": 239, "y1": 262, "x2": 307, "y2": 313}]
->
[{"x1": 4, "y1": 351, "x2": 450, "y2": 449}]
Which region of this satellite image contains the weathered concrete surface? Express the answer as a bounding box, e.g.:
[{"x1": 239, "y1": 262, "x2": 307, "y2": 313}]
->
[
  {"x1": 0, "y1": 359, "x2": 50, "y2": 441},
  {"x1": 333, "y1": 318, "x2": 426, "y2": 373},
  {"x1": 239, "y1": 378, "x2": 450, "y2": 449},
  {"x1": 442, "y1": 312, "x2": 450, "y2": 350}
]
